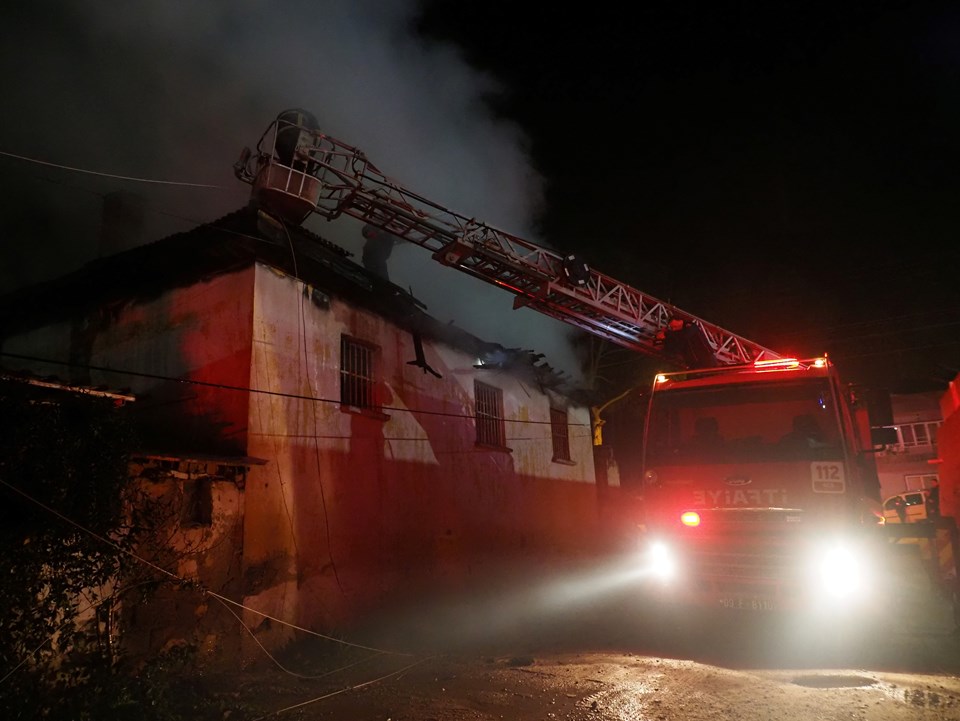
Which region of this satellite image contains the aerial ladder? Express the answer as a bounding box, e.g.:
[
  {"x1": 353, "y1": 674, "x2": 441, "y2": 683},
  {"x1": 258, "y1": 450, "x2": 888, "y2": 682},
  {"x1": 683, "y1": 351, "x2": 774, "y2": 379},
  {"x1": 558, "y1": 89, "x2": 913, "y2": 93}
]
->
[
  {"x1": 234, "y1": 109, "x2": 782, "y2": 376},
  {"x1": 233, "y1": 110, "x2": 958, "y2": 627}
]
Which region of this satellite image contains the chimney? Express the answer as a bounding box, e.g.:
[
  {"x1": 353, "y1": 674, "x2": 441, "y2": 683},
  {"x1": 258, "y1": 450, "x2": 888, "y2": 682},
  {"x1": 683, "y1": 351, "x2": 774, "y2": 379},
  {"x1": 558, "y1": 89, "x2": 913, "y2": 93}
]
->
[{"x1": 98, "y1": 190, "x2": 145, "y2": 257}]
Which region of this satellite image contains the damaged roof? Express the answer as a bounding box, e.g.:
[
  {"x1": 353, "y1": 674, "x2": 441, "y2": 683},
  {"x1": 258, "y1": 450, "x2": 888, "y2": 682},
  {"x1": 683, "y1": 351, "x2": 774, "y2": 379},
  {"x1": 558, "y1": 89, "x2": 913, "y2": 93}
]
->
[{"x1": 0, "y1": 204, "x2": 576, "y2": 392}]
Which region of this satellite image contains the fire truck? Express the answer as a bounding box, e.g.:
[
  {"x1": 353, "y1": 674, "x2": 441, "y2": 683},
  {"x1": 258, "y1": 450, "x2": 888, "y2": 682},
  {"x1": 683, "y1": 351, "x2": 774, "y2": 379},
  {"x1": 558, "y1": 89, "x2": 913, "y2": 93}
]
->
[
  {"x1": 235, "y1": 109, "x2": 959, "y2": 628},
  {"x1": 640, "y1": 357, "x2": 893, "y2": 617}
]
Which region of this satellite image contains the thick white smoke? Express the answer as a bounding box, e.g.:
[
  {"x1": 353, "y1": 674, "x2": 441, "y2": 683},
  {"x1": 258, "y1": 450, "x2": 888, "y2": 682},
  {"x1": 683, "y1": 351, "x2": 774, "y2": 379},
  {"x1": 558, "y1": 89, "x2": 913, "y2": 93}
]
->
[{"x1": 0, "y1": 0, "x2": 583, "y2": 380}]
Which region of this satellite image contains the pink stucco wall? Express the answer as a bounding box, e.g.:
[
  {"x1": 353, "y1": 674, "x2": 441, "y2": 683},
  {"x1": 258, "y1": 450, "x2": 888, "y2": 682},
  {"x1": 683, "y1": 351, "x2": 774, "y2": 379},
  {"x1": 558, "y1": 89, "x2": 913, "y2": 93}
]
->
[
  {"x1": 242, "y1": 266, "x2": 606, "y2": 646},
  {"x1": 3, "y1": 269, "x2": 257, "y2": 456},
  {"x1": 3, "y1": 262, "x2": 620, "y2": 656}
]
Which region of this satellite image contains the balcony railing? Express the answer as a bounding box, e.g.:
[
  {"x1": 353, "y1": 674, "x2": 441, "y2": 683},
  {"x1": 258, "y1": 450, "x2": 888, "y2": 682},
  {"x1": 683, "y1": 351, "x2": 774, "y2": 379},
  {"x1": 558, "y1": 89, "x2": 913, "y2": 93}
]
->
[{"x1": 888, "y1": 420, "x2": 941, "y2": 452}]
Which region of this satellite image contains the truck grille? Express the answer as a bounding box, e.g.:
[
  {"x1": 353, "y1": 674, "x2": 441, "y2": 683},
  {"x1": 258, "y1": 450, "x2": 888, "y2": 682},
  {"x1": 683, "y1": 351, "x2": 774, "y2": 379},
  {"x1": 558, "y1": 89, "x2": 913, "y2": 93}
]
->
[{"x1": 677, "y1": 511, "x2": 809, "y2": 602}]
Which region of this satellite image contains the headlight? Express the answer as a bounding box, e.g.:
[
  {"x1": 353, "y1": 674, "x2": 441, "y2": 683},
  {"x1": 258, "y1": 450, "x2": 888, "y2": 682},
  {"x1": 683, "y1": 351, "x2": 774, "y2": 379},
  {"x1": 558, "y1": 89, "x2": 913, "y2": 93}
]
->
[
  {"x1": 646, "y1": 540, "x2": 676, "y2": 581},
  {"x1": 808, "y1": 541, "x2": 872, "y2": 602}
]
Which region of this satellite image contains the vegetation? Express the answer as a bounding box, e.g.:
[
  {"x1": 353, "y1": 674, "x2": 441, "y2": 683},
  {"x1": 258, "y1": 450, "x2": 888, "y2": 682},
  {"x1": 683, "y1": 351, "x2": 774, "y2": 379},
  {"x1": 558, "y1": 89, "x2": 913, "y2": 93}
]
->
[{"x1": 0, "y1": 380, "x2": 232, "y2": 720}]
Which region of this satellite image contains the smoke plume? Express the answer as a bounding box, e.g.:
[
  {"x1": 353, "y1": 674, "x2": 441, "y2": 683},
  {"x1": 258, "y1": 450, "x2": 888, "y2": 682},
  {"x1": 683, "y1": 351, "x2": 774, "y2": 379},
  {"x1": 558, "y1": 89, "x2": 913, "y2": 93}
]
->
[{"x1": 0, "y1": 0, "x2": 583, "y2": 380}]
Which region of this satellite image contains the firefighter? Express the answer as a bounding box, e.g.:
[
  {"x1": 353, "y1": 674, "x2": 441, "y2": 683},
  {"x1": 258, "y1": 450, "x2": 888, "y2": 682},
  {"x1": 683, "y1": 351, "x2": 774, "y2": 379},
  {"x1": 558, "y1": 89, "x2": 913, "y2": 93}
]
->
[
  {"x1": 689, "y1": 416, "x2": 724, "y2": 449},
  {"x1": 891, "y1": 494, "x2": 907, "y2": 524},
  {"x1": 927, "y1": 479, "x2": 941, "y2": 520},
  {"x1": 780, "y1": 413, "x2": 827, "y2": 448}
]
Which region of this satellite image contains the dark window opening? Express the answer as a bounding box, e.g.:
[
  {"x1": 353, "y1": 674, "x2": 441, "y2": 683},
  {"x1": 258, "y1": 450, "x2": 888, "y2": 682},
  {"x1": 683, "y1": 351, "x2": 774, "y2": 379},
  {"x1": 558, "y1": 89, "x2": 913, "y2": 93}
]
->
[
  {"x1": 182, "y1": 477, "x2": 213, "y2": 526},
  {"x1": 550, "y1": 406, "x2": 571, "y2": 462},
  {"x1": 475, "y1": 380, "x2": 506, "y2": 448}
]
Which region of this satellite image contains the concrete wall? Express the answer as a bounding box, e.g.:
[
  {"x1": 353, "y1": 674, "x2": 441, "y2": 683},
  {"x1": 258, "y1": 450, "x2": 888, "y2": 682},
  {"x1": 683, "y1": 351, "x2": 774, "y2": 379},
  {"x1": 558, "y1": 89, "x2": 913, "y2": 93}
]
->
[
  {"x1": 891, "y1": 391, "x2": 942, "y2": 422},
  {"x1": 121, "y1": 457, "x2": 246, "y2": 665},
  {"x1": 2, "y1": 269, "x2": 256, "y2": 456},
  {"x1": 3, "y1": 263, "x2": 609, "y2": 657},
  {"x1": 241, "y1": 267, "x2": 600, "y2": 649}
]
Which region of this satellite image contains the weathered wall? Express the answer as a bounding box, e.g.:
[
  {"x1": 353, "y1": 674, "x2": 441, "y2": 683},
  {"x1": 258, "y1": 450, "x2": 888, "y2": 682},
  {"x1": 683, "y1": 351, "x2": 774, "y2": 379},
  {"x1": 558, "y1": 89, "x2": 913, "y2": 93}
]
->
[
  {"x1": 2, "y1": 262, "x2": 614, "y2": 659},
  {"x1": 242, "y1": 266, "x2": 602, "y2": 648},
  {"x1": 1, "y1": 269, "x2": 256, "y2": 456},
  {"x1": 1, "y1": 271, "x2": 257, "y2": 661},
  {"x1": 121, "y1": 457, "x2": 246, "y2": 666}
]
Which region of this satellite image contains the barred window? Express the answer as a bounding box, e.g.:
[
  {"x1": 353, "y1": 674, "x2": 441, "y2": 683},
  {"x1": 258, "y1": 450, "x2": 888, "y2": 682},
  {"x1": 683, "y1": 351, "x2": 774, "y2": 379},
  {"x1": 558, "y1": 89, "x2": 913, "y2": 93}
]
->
[
  {"x1": 475, "y1": 380, "x2": 506, "y2": 448},
  {"x1": 340, "y1": 336, "x2": 377, "y2": 410},
  {"x1": 550, "y1": 406, "x2": 571, "y2": 462}
]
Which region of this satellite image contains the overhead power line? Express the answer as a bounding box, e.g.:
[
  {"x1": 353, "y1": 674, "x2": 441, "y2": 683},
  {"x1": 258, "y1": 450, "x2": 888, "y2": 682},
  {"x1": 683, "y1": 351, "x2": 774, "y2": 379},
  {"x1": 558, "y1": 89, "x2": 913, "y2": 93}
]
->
[
  {"x1": 0, "y1": 148, "x2": 226, "y2": 189},
  {"x1": 0, "y1": 351, "x2": 591, "y2": 430}
]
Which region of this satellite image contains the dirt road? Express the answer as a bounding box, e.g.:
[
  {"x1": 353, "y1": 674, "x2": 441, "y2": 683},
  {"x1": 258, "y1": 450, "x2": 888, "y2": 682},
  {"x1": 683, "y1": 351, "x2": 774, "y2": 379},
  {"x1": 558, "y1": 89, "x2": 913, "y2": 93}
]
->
[
  {"x1": 225, "y1": 646, "x2": 960, "y2": 721},
  {"x1": 221, "y1": 587, "x2": 960, "y2": 721}
]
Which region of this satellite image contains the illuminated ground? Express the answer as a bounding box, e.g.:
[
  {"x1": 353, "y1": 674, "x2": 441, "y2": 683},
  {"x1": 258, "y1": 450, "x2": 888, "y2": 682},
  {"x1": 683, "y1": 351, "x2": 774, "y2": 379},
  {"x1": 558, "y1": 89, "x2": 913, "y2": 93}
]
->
[
  {"x1": 228, "y1": 651, "x2": 960, "y2": 721},
  {"x1": 217, "y1": 556, "x2": 960, "y2": 720}
]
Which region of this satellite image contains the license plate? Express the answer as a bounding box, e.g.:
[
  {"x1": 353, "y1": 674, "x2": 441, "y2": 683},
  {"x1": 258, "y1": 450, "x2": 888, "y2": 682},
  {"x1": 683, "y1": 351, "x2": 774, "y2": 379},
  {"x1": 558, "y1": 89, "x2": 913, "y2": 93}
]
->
[{"x1": 718, "y1": 597, "x2": 777, "y2": 611}]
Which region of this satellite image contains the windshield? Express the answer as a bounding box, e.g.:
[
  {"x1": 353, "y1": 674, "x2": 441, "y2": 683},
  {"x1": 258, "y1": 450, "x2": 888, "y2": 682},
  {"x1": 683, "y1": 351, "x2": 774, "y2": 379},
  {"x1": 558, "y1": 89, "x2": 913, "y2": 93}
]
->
[{"x1": 645, "y1": 377, "x2": 842, "y2": 463}]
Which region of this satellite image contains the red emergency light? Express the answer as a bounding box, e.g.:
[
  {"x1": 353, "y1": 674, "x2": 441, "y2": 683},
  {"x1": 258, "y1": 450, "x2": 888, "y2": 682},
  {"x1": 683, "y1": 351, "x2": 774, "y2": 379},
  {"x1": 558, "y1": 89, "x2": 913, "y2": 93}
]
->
[
  {"x1": 753, "y1": 356, "x2": 828, "y2": 372},
  {"x1": 754, "y1": 357, "x2": 800, "y2": 370}
]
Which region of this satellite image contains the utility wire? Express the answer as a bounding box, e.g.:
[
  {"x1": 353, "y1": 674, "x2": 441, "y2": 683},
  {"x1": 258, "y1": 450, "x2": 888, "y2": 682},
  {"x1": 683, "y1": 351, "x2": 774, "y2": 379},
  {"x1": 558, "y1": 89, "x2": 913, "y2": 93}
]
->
[
  {"x1": 0, "y1": 476, "x2": 413, "y2": 661},
  {"x1": 0, "y1": 149, "x2": 226, "y2": 189},
  {"x1": 5, "y1": 149, "x2": 953, "y2": 372},
  {"x1": 0, "y1": 352, "x2": 591, "y2": 428},
  {"x1": 249, "y1": 654, "x2": 436, "y2": 721}
]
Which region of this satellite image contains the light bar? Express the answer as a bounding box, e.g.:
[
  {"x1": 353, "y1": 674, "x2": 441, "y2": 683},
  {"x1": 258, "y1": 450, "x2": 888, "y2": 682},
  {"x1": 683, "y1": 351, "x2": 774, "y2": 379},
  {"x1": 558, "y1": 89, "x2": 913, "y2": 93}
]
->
[{"x1": 754, "y1": 357, "x2": 800, "y2": 370}]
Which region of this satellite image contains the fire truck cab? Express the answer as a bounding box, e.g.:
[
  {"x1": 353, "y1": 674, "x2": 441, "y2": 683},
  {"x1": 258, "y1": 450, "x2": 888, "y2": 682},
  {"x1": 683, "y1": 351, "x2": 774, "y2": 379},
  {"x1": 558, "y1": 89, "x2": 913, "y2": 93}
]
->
[{"x1": 639, "y1": 357, "x2": 891, "y2": 615}]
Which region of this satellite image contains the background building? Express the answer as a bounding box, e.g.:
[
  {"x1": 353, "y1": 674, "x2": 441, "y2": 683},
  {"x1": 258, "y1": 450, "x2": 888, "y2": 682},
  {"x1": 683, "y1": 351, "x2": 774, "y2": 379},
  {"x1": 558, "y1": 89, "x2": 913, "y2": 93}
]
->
[{"x1": 875, "y1": 391, "x2": 942, "y2": 504}]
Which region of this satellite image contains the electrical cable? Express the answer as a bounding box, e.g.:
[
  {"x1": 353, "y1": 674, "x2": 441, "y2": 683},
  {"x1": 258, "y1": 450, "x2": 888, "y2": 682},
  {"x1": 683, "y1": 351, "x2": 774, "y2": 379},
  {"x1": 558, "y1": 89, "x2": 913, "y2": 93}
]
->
[
  {"x1": 211, "y1": 597, "x2": 394, "y2": 679},
  {"x1": 0, "y1": 351, "x2": 590, "y2": 428},
  {"x1": 248, "y1": 654, "x2": 436, "y2": 721},
  {"x1": 0, "y1": 149, "x2": 226, "y2": 189},
  {"x1": 0, "y1": 477, "x2": 413, "y2": 659},
  {"x1": 282, "y1": 215, "x2": 345, "y2": 593},
  {"x1": 1, "y1": 143, "x2": 955, "y2": 377},
  {"x1": 0, "y1": 591, "x2": 110, "y2": 686}
]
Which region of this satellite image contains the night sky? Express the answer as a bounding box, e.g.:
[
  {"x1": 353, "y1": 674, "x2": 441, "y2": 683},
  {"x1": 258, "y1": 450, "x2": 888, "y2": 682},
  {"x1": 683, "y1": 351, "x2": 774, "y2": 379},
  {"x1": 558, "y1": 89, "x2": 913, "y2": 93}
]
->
[
  {"x1": 416, "y1": 2, "x2": 960, "y2": 394},
  {"x1": 1, "y1": 2, "x2": 958, "y2": 394}
]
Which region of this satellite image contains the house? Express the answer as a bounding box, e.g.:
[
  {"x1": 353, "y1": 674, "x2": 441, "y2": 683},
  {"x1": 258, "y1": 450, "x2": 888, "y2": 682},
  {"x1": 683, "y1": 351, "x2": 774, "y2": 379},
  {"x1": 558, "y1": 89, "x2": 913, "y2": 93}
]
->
[
  {"x1": 874, "y1": 391, "x2": 942, "y2": 504},
  {"x1": 0, "y1": 204, "x2": 613, "y2": 662}
]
